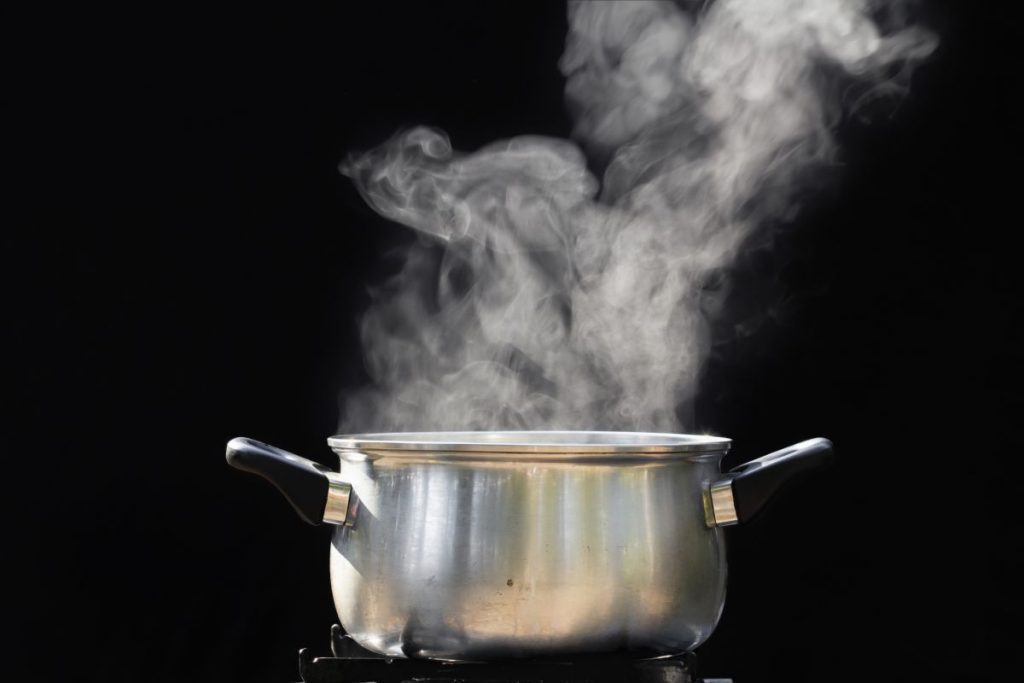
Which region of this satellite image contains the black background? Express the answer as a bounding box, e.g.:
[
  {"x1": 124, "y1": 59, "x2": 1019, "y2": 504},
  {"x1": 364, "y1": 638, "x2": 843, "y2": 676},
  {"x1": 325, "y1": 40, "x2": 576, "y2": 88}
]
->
[{"x1": 8, "y1": 2, "x2": 1020, "y2": 681}]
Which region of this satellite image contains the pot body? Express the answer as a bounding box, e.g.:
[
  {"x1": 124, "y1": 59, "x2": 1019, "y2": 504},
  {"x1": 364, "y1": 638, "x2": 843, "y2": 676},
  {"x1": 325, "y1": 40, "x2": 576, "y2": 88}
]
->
[{"x1": 328, "y1": 452, "x2": 727, "y2": 660}]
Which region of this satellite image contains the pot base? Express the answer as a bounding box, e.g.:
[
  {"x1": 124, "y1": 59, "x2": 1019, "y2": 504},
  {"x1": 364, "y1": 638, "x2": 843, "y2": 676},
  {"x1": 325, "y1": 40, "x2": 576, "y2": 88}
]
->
[{"x1": 296, "y1": 624, "x2": 710, "y2": 682}]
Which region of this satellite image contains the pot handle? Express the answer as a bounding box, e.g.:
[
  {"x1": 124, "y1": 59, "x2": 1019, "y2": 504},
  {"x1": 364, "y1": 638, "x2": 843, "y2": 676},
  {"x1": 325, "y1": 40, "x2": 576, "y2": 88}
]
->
[
  {"x1": 225, "y1": 437, "x2": 355, "y2": 526},
  {"x1": 705, "y1": 437, "x2": 833, "y2": 527}
]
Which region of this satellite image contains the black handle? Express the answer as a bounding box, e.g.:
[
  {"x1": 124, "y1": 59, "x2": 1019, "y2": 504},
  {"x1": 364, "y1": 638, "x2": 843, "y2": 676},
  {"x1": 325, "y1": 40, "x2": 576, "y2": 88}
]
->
[
  {"x1": 728, "y1": 437, "x2": 834, "y2": 524},
  {"x1": 225, "y1": 437, "x2": 330, "y2": 525}
]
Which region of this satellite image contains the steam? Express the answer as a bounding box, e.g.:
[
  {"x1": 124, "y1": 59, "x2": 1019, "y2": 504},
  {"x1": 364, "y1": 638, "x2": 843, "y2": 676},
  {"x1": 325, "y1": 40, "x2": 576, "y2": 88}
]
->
[{"x1": 339, "y1": 0, "x2": 935, "y2": 432}]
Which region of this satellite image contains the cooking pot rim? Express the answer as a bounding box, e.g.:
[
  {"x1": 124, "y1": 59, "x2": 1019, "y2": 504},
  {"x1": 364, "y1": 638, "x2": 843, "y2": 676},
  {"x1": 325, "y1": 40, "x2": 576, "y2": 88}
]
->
[{"x1": 327, "y1": 430, "x2": 731, "y2": 458}]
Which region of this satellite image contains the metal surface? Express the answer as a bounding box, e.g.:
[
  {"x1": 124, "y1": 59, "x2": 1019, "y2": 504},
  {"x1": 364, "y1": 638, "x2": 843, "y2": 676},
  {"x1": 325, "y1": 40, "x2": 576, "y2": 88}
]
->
[
  {"x1": 705, "y1": 480, "x2": 738, "y2": 528},
  {"x1": 326, "y1": 435, "x2": 730, "y2": 660},
  {"x1": 328, "y1": 431, "x2": 731, "y2": 459},
  {"x1": 323, "y1": 472, "x2": 355, "y2": 526},
  {"x1": 226, "y1": 430, "x2": 830, "y2": 662}
]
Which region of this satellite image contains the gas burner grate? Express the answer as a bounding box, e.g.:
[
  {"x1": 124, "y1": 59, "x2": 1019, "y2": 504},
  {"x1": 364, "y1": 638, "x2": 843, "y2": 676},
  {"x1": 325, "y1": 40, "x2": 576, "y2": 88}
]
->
[{"x1": 297, "y1": 625, "x2": 730, "y2": 683}]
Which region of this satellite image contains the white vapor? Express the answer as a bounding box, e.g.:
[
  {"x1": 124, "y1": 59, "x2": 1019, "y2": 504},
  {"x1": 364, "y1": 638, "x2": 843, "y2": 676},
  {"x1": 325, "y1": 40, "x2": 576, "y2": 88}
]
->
[{"x1": 339, "y1": 0, "x2": 935, "y2": 432}]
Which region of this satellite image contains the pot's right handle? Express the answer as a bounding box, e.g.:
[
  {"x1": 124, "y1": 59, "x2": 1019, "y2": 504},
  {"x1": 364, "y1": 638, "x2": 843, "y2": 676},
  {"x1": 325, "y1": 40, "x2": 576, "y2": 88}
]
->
[{"x1": 705, "y1": 437, "x2": 833, "y2": 527}]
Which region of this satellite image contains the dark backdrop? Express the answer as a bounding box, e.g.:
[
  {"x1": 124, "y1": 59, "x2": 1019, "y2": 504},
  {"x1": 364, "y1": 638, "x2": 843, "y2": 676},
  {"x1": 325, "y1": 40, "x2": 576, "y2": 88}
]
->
[{"x1": 8, "y1": 2, "x2": 1020, "y2": 682}]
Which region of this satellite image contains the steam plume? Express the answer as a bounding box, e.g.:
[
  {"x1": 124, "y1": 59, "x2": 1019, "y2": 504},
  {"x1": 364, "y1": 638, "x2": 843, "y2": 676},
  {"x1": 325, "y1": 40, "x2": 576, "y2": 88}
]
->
[{"x1": 340, "y1": 0, "x2": 935, "y2": 432}]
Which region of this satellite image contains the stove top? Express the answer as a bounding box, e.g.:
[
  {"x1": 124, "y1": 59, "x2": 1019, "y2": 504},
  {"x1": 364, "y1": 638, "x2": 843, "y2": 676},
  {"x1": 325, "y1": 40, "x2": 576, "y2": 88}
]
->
[{"x1": 297, "y1": 625, "x2": 731, "y2": 683}]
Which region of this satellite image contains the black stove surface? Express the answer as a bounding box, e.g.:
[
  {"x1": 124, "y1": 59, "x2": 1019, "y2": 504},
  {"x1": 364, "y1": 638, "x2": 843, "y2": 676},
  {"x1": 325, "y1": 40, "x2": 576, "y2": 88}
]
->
[{"x1": 297, "y1": 625, "x2": 731, "y2": 683}]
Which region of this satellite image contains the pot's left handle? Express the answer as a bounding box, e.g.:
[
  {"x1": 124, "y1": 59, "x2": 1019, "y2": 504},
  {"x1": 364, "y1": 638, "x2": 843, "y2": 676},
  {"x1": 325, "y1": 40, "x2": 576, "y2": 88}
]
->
[{"x1": 225, "y1": 437, "x2": 355, "y2": 526}]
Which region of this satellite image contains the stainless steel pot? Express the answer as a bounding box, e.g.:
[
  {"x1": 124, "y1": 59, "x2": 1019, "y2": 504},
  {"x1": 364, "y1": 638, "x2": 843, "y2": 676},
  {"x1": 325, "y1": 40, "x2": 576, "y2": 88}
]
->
[{"x1": 227, "y1": 431, "x2": 832, "y2": 660}]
